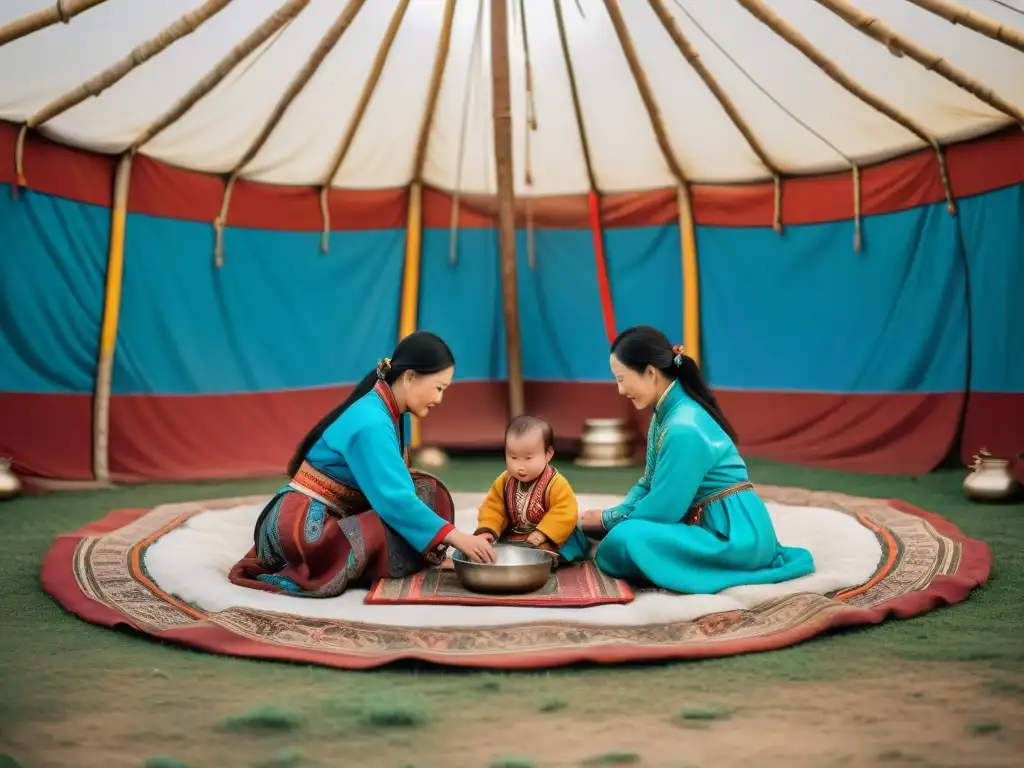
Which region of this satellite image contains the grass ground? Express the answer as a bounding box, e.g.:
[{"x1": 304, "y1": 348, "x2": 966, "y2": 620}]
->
[{"x1": 0, "y1": 456, "x2": 1021, "y2": 767}]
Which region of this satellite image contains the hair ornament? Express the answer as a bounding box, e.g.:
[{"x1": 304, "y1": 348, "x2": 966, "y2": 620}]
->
[
  {"x1": 376, "y1": 357, "x2": 392, "y2": 381},
  {"x1": 671, "y1": 344, "x2": 685, "y2": 367}
]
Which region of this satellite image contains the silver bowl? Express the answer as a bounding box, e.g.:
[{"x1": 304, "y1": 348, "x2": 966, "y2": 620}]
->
[{"x1": 451, "y1": 544, "x2": 554, "y2": 594}]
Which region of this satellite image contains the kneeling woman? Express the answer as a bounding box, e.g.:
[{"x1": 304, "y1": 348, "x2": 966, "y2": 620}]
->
[
  {"x1": 230, "y1": 331, "x2": 496, "y2": 597},
  {"x1": 582, "y1": 326, "x2": 815, "y2": 594}
]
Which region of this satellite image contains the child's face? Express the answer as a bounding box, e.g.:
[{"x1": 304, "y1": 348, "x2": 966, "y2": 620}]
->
[{"x1": 505, "y1": 429, "x2": 554, "y2": 483}]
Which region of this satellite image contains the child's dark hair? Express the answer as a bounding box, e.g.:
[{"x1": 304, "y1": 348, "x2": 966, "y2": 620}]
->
[{"x1": 505, "y1": 415, "x2": 554, "y2": 451}]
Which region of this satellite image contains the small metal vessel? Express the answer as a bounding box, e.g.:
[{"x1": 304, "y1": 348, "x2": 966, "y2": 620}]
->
[
  {"x1": 575, "y1": 418, "x2": 637, "y2": 468},
  {"x1": 451, "y1": 544, "x2": 554, "y2": 594},
  {"x1": 963, "y1": 448, "x2": 1020, "y2": 502},
  {"x1": 0, "y1": 457, "x2": 22, "y2": 501}
]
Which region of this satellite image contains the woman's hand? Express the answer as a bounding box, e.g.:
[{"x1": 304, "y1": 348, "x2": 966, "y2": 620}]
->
[
  {"x1": 580, "y1": 508, "x2": 608, "y2": 539},
  {"x1": 444, "y1": 530, "x2": 497, "y2": 563}
]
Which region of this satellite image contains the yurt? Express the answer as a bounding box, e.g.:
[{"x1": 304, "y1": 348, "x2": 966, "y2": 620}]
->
[{"x1": 1, "y1": 0, "x2": 1021, "y2": 483}]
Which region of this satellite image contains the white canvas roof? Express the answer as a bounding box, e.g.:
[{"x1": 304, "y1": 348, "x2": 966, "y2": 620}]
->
[{"x1": 0, "y1": 0, "x2": 1021, "y2": 195}]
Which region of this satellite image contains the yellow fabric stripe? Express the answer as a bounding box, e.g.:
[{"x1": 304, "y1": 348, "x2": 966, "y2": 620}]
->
[
  {"x1": 677, "y1": 183, "x2": 701, "y2": 367},
  {"x1": 100, "y1": 204, "x2": 129, "y2": 354},
  {"x1": 399, "y1": 182, "x2": 423, "y2": 448}
]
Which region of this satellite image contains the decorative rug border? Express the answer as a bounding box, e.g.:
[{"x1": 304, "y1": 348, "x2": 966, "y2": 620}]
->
[
  {"x1": 363, "y1": 561, "x2": 635, "y2": 607},
  {"x1": 40, "y1": 487, "x2": 993, "y2": 670}
]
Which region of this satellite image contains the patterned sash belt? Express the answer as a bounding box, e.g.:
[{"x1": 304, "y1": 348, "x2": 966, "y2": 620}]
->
[
  {"x1": 685, "y1": 481, "x2": 755, "y2": 526},
  {"x1": 289, "y1": 461, "x2": 367, "y2": 514}
]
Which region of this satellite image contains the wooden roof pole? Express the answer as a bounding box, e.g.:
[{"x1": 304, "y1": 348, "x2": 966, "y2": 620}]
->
[
  {"x1": 0, "y1": 0, "x2": 109, "y2": 47},
  {"x1": 603, "y1": 0, "x2": 701, "y2": 364},
  {"x1": 25, "y1": 0, "x2": 235, "y2": 129},
  {"x1": 904, "y1": 0, "x2": 1024, "y2": 52},
  {"x1": 411, "y1": 0, "x2": 459, "y2": 181},
  {"x1": 812, "y1": 0, "x2": 1024, "y2": 125},
  {"x1": 553, "y1": 0, "x2": 597, "y2": 191},
  {"x1": 517, "y1": 0, "x2": 538, "y2": 268},
  {"x1": 12, "y1": 0, "x2": 236, "y2": 192},
  {"x1": 667, "y1": 0, "x2": 867, "y2": 251},
  {"x1": 602, "y1": 0, "x2": 688, "y2": 185},
  {"x1": 736, "y1": 0, "x2": 956, "y2": 213},
  {"x1": 447, "y1": 0, "x2": 486, "y2": 267},
  {"x1": 491, "y1": 0, "x2": 525, "y2": 419},
  {"x1": 131, "y1": 0, "x2": 310, "y2": 150},
  {"x1": 318, "y1": 0, "x2": 412, "y2": 252},
  {"x1": 212, "y1": 0, "x2": 368, "y2": 266},
  {"x1": 647, "y1": 0, "x2": 784, "y2": 230},
  {"x1": 555, "y1": 0, "x2": 620, "y2": 344}
]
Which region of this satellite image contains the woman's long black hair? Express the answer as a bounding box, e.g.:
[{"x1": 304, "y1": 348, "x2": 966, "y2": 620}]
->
[
  {"x1": 286, "y1": 331, "x2": 455, "y2": 476},
  {"x1": 610, "y1": 325, "x2": 738, "y2": 442}
]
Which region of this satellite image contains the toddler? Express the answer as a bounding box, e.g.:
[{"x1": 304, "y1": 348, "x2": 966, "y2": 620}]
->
[{"x1": 474, "y1": 415, "x2": 589, "y2": 564}]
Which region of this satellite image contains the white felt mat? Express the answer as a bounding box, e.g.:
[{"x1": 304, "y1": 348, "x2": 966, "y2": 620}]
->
[{"x1": 144, "y1": 493, "x2": 881, "y2": 628}]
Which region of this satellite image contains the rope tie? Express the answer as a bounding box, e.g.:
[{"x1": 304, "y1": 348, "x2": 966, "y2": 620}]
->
[{"x1": 852, "y1": 163, "x2": 862, "y2": 252}]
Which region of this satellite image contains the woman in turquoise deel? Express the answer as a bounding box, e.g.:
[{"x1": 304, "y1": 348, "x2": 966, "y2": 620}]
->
[{"x1": 581, "y1": 325, "x2": 815, "y2": 594}]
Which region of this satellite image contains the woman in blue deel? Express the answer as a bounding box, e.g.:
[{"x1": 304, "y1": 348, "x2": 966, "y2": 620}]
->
[{"x1": 581, "y1": 325, "x2": 815, "y2": 594}]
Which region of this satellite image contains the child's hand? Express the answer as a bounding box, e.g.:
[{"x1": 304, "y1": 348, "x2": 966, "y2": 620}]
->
[
  {"x1": 526, "y1": 530, "x2": 547, "y2": 547},
  {"x1": 478, "y1": 531, "x2": 496, "y2": 543}
]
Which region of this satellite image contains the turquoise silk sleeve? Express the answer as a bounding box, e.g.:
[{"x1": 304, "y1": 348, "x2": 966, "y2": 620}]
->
[
  {"x1": 628, "y1": 425, "x2": 715, "y2": 524},
  {"x1": 601, "y1": 475, "x2": 650, "y2": 530},
  {"x1": 601, "y1": 414, "x2": 660, "y2": 531},
  {"x1": 341, "y1": 426, "x2": 453, "y2": 554}
]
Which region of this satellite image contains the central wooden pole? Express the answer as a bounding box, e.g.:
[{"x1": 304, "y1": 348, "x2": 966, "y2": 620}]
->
[{"x1": 490, "y1": 0, "x2": 525, "y2": 418}]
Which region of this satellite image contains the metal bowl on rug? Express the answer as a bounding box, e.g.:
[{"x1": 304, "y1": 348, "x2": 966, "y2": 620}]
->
[{"x1": 451, "y1": 544, "x2": 554, "y2": 594}]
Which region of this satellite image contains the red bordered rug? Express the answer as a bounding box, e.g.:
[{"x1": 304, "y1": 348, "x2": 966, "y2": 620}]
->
[
  {"x1": 40, "y1": 485, "x2": 992, "y2": 670},
  {"x1": 364, "y1": 561, "x2": 634, "y2": 607}
]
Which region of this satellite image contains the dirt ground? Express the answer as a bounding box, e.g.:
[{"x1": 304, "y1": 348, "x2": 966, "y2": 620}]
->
[{"x1": 2, "y1": 661, "x2": 1021, "y2": 768}]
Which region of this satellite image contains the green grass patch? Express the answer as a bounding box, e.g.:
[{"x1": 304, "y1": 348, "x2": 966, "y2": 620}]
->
[
  {"x1": 478, "y1": 675, "x2": 503, "y2": 692},
  {"x1": 489, "y1": 759, "x2": 535, "y2": 768},
  {"x1": 537, "y1": 696, "x2": 569, "y2": 712},
  {"x1": 986, "y1": 679, "x2": 1024, "y2": 697},
  {"x1": 142, "y1": 759, "x2": 192, "y2": 768},
  {"x1": 252, "y1": 747, "x2": 304, "y2": 768},
  {"x1": 581, "y1": 752, "x2": 641, "y2": 765},
  {"x1": 676, "y1": 707, "x2": 732, "y2": 722},
  {"x1": 360, "y1": 698, "x2": 429, "y2": 729},
  {"x1": 969, "y1": 721, "x2": 1002, "y2": 735},
  {"x1": 218, "y1": 706, "x2": 302, "y2": 733}
]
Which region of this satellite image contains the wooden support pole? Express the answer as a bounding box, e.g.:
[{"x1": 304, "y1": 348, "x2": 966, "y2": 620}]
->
[
  {"x1": 93, "y1": 151, "x2": 133, "y2": 483},
  {"x1": 490, "y1": 0, "x2": 525, "y2": 420}
]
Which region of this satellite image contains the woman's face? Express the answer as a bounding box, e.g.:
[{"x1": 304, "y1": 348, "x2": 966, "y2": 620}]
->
[
  {"x1": 610, "y1": 353, "x2": 658, "y2": 410},
  {"x1": 402, "y1": 366, "x2": 454, "y2": 418}
]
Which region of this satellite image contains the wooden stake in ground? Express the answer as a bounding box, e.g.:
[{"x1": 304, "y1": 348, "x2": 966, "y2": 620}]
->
[{"x1": 491, "y1": 0, "x2": 525, "y2": 419}]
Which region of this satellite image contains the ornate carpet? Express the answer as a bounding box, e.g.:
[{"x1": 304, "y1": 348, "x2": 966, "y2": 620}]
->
[
  {"x1": 40, "y1": 485, "x2": 991, "y2": 670},
  {"x1": 364, "y1": 561, "x2": 634, "y2": 607}
]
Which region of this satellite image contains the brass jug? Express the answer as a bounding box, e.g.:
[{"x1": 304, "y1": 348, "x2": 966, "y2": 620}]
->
[
  {"x1": 963, "y1": 449, "x2": 1020, "y2": 502},
  {"x1": 0, "y1": 457, "x2": 22, "y2": 501}
]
